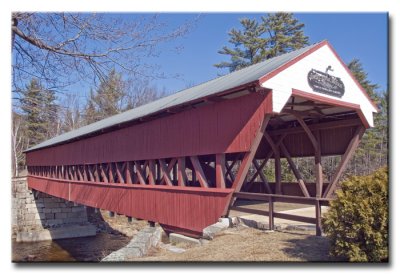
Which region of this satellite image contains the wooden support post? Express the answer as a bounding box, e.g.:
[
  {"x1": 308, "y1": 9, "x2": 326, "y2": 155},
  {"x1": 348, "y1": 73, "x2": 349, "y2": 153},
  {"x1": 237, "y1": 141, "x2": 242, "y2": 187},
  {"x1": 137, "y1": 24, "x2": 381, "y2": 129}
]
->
[
  {"x1": 148, "y1": 160, "x2": 156, "y2": 185},
  {"x1": 190, "y1": 156, "x2": 209, "y2": 188},
  {"x1": 215, "y1": 154, "x2": 226, "y2": 189},
  {"x1": 315, "y1": 130, "x2": 323, "y2": 198},
  {"x1": 323, "y1": 126, "x2": 366, "y2": 198},
  {"x1": 315, "y1": 200, "x2": 322, "y2": 236},
  {"x1": 178, "y1": 157, "x2": 186, "y2": 187},
  {"x1": 269, "y1": 197, "x2": 274, "y2": 231},
  {"x1": 280, "y1": 143, "x2": 310, "y2": 197},
  {"x1": 264, "y1": 132, "x2": 282, "y2": 194},
  {"x1": 275, "y1": 154, "x2": 282, "y2": 194}
]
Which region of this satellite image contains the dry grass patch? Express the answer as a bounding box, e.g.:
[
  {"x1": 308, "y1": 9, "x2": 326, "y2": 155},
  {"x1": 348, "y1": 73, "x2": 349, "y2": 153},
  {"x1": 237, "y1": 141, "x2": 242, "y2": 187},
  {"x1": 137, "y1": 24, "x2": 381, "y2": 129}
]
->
[{"x1": 130, "y1": 226, "x2": 338, "y2": 262}]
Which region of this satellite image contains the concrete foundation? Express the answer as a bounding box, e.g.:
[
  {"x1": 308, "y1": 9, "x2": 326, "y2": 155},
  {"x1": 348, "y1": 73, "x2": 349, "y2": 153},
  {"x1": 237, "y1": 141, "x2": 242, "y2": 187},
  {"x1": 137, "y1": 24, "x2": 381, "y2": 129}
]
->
[
  {"x1": 12, "y1": 177, "x2": 95, "y2": 242},
  {"x1": 169, "y1": 233, "x2": 201, "y2": 246}
]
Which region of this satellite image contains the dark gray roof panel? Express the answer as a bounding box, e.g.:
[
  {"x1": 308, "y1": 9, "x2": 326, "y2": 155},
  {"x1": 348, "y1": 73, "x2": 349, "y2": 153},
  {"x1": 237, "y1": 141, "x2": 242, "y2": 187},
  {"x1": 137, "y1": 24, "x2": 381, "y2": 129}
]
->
[{"x1": 26, "y1": 42, "x2": 321, "y2": 152}]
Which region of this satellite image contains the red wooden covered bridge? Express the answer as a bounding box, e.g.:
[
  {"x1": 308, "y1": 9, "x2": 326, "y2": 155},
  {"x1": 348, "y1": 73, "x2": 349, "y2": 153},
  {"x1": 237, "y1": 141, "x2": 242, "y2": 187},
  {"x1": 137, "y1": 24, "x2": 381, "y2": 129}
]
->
[{"x1": 25, "y1": 40, "x2": 377, "y2": 237}]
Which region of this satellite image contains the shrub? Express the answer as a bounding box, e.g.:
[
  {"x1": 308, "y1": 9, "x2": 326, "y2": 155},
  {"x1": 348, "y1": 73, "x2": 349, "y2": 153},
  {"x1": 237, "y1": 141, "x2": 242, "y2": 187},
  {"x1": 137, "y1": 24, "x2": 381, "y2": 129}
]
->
[{"x1": 322, "y1": 167, "x2": 388, "y2": 262}]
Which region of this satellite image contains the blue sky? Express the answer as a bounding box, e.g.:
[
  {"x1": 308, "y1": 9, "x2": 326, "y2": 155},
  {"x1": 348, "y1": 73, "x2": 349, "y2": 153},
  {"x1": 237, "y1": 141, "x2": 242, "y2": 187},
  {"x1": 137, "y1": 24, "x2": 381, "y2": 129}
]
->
[{"x1": 149, "y1": 12, "x2": 388, "y2": 95}]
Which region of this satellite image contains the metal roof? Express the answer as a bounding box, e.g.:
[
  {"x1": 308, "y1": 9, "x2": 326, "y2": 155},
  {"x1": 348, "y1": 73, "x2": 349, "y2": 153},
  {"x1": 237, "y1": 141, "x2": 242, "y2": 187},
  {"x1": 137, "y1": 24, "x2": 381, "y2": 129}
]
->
[{"x1": 26, "y1": 42, "x2": 322, "y2": 152}]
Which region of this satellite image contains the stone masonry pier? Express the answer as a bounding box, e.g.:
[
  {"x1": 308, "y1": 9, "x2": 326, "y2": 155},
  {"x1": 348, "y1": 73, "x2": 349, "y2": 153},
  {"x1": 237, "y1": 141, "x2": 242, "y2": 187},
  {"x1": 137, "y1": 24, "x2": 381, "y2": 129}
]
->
[{"x1": 12, "y1": 177, "x2": 96, "y2": 242}]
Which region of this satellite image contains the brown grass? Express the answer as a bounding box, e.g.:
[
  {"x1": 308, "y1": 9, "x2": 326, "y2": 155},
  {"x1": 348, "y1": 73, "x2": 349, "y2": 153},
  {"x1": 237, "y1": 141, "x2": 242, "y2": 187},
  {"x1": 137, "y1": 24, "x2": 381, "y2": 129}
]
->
[{"x1": 129, "y1": 226, "x2": 338, "y2": 262}]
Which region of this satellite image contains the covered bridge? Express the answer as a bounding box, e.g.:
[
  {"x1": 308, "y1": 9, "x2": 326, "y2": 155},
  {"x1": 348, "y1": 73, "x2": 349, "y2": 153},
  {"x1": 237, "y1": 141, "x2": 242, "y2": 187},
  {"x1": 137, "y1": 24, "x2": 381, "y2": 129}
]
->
[{"x1": 25, "y1": 40, "x2": 377, "y2": 237}]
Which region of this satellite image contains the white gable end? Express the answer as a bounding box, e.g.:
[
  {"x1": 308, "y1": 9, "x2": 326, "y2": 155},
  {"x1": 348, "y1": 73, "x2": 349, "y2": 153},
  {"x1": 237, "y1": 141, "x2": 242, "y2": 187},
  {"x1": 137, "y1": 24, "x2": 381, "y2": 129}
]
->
[{"x1": 261, "y1": 43, "x2": 377, "y2": 127}]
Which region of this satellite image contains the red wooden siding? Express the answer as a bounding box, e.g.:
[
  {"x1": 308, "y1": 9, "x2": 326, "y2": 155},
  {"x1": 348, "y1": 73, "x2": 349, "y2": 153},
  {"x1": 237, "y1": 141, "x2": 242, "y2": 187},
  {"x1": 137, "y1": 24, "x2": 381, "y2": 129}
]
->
[
  {"x1": 26, "y1": 91, "x2": 272, "y2": 166},
  {"x1": 28, "y1": 176, "x2": 233, "y2": 236}
]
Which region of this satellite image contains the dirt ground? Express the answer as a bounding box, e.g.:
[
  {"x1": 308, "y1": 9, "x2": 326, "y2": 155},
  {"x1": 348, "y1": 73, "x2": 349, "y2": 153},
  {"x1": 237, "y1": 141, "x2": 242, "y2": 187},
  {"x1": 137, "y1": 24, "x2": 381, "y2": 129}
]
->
[{"x1": 129, "y1": 225, "x2": 338, "y2": 262}]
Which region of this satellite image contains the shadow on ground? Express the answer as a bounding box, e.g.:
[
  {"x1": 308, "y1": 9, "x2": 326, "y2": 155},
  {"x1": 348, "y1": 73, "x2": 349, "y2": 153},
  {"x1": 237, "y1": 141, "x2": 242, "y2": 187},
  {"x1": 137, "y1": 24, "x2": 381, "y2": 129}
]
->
[{"x1": 281, "y1": 231, "x2": 344, "y2": 262}]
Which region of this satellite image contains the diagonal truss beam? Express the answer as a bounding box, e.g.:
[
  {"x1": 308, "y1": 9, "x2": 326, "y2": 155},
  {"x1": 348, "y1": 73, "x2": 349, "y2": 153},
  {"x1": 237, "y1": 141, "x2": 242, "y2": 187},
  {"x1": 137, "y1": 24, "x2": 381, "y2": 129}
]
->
[
  {"x1": 263, "y1": 132, "x2": 282, "y2": 194},
  {"x1": 134, "y1": 161, "x2": 146, "y2": 185},
  {"x1": 125, "y1": 162, "x2": 133, "y2": 184},
  {"x1": 115, "y1": 162, "x2": 125, "y2": 184},
  {"x1": 231, "y1": 115, "x2": 271, "y2": 193},
  {"x1": 291, "y1": 113, "x2": 323, "y2": 197},
  {"x1": 159, "y1": 159, "x2": 173, "y2": 186},
  {"x1": 280, "y1": 142, "x2": 310, "y2": 197},
  {"x1": 190, "y1": 156, "x2": 209, "y2": 188},
  {"x1": 323, "y1": 126, "x2": 366, "y2": 198},
  {"x1": 252, "y1": 159, "x2": 272, "y2": 194},
  {"x1": 249, "y1": 157, "x2": 269, "y2": 184}
]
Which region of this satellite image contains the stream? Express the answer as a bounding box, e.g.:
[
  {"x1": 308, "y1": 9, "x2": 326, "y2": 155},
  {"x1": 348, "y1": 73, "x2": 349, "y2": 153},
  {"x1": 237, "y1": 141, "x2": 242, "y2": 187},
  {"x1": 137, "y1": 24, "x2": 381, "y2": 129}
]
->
[{"x1": 12, "y1": 232, "x2": 131, "y2": 262}]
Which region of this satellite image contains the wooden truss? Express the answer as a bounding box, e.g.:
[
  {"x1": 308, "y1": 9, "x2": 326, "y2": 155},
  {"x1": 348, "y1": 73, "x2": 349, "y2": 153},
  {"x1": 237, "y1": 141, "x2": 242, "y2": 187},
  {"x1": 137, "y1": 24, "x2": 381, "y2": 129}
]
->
[{"x1": 28, "y1": 112, "x2": 366, "y2": 237}]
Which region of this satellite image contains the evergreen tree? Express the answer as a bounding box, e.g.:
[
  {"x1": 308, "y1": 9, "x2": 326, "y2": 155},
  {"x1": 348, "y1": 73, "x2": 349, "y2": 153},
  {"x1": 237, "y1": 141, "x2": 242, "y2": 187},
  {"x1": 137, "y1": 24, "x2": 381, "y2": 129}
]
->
[
  {"x1": 346, "y1": 60, "x2": 387, "y2": 176},
  {"x1": 84, "y1": 89, "x2": 99, "y2": 125},
  {"x1": 84, "y1": 69, "x2": 126, "y2": 124},
  {"x1": 42, "y1": 87, "x2": 58, "y2": 138},
  {"x1": 20, "y1": 79, "x2": 47, "y2": 146},
  {"x1": 215, "y1": 18, "x2": 267, "y2": 72},
  {"x1": 348, "y1": 59, "x2": 380, "y2": 103},
  {"x1": 262, "y1": 13, "x2": 309, "y2": 58},
  {"x1": 215, "y1": 13, "x2": 309, "y2": 72}
]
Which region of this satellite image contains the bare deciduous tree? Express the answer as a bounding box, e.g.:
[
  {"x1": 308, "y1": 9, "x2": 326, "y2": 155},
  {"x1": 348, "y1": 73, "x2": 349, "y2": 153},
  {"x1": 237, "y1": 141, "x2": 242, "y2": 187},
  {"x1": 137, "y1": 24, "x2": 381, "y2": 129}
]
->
[
  {"x1": 59, "y1": 92, "x2": 84, "y2": 133},
  {"x1": 12, "y1": 12, "x2": 197, "y2": 95},
  {"x1": 11, "y1": 112, "x2": 27, "y2": 177}
]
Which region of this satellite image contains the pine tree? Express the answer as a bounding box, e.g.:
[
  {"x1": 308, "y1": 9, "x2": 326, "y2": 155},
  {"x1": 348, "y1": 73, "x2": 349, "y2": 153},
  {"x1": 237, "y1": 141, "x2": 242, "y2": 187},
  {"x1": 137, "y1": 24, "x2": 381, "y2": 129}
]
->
[
  {"x1": 215, "y1": 18, "x2": 267, "y2": 72},
  {"x1": 346, "y1": 59, "x2": 387, "y2": 175},
  {"x1": 84, "y1": 89, "x2": 99, "y2": 124},
  {"x1": 20, "y1": 79, "x2": 47, "y2": 146},
  {"x1": 215, "y1": 13, "x2": 309, "y2": 72},
  {"x1": 262, "y1": 13, "x2": 309, "y2": 58},
  {"x1": 42, "y1": 87, "x2": 58, "y2": 138},
  {"x1": 348, "y1": 59, "x2": 380, "y2": 103},
  {"x1": 84, "y1": 69, "x2": 126, "y2": 124}
]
